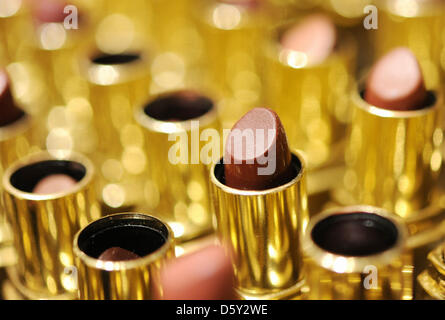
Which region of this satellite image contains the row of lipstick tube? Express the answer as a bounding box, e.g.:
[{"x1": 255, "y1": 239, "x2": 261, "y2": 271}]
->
[{"x1": 0, "y1": 0, "x2": 444, "y2": 300}]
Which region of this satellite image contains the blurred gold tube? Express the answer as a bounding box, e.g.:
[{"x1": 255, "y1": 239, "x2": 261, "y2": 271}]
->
[
  {"x1": 209, "y1": 152, "x2": 308, "y2": 299},
  {"x1": 344, "y1": 86, "x2": 443, "y2": 219},
  {"x1": 263, "y1": 20, "x2": 356, "y2": 170},
  {"x1": 373, "y1": 0, "x2": 445, "y2": 89},
  {"x1": 73, "y1": 212, "x2": 175, "y2": 300},
  {"x1": 194, "y1": 0, "x2": 266, "y2": 129},
  {"x1": 0, "y1": 0, "x2": 31, "y2": 64},
  {"x1": 2, "y1": 151, "x2": 100, "y2": 299},
  {"x1": 417, "y1": 242, "x2": 445, "y2": 299},
  {"x1": 0, "y1": 113, "x2": 40, "y2": 268},
  {"x1": 81, "y1": 48, "x2": 151, "y2": 213},
  {"x1": 135, "y1": 90, "x2": 221, "y2": 242},
  {"x1": 303, "y1": 205, "x2": 412, "y2": 300}
]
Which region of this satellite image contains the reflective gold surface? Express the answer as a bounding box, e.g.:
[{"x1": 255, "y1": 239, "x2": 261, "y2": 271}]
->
[
  {"x1": 73, "y1": 213, "x2": 175, "y2": 300},
  {"x1": 2, "y1": 151, "x2": 100, "y2": 299},
  {"x1": 0, "y1": 115, "x2": 42, "y2": 268},
  {"x1": 195, "y1": 0, "x2": 266, "y2": 129},
  {"x1": 81, "y1": 48, "x2": 151, "y2": 212},
  {"x1": 0, "y1": 0, "x2": 31, "y2": 65},
  {"x1": 136, "y1": 93, "x2": 221, "y2": 242},
  {"x1": 344, "y1": 87, "x2": 443, "y2": 219},
  {"x1": 418, "y1": 242, "x2": 445, "y2": 299},
  {"x1": 210, "y1": 153, "x2": 309, "y2": 299},
  {"x1": 303, "y1": 205, "x2": 413, "y2": 300},
  {"x1": 373, "y1": 0, "x2": 445, "y2": 89},
  {"x1": 263, "y1": 21, "x2": 356, "y2": 170}
]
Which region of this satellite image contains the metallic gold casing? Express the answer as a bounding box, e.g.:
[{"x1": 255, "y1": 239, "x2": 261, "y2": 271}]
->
[
  {"x1": 81, "y1": 49, "x2": 151, "y2": 212},
  {"x1": 0, "y1": 0, "x2": 31, "y2": 64},
  {"x1": 263, "y1": 22, "x2": 356, "y2": 170},
  {"x1": 303, "y1": 205, "x2": 413, "y2": 300},
  {"x1": 418, "y1": 242, "x2": 445, "y2": 300},
  {"x1": 210, "y1": 153, "x2": 309, "y2": 299},
  {"x1": 2, "y1": 151, "x2": 100, "y2": 299},
  {"x1": 344, "y1": 88, "x2": 443, "y2": 220},
  {"x1": 135, "y1": 93, "x2": 220, "y2": 242},
  {"x1": 373, "y1": 0, "x2": 445, "y2": 89},
  {"x1": 0, "y1": 114, "x2": 41, "y2": 268},
  {"x1": 194, "y1": 0, "x2": 266, "y2": 129},
  {"x1": 73, "y1": 213, "x2": 175, "y2": 300}
]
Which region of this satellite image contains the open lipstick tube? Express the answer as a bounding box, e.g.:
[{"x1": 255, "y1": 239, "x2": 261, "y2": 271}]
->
[
  {"x1": 373, "y1": 0, "x2": 445, "y2": 89},
  {"x1": 2, "y1": 151, "x2": 100, "y2": 299},
  {"x1": 194, "y1": 0, "x2": 266, "y2": 129},
  {"x1": 80, "y1": 48, "x2": 151, "y2": 213},
  {"x1": 263, "y1": 19, "x2": 356, "y2": 171},
  {"x1": 343, "y1": 85, "x2": 443, "y2": 223},
  {"x1": 417, "y1": 242, "x2": 445, "y2": 300},
  {"x1": 303, "y1": 205, "x2": 413, "y2": 300},
  {"x1": 209, "y1": 151, "x2": 309, "y2": 299},
  {"x1": 73, "y1": 212, "x2": 175, "y2": 300},
  {"x1": 135, "y1": 90, "x2": 221, "y2": 242}
]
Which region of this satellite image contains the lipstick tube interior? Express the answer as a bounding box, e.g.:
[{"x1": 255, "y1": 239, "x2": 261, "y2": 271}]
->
[
  {"x1": 73, "y1": 212, "x2": 175, "y2": 300},
  {"x1": 303, "y1": 206, "x2": 413, "y2": 300},
  {"x1": 135, "y1": 90, "x2": 221, "y2": 243},
  {"x1": 2, "y1": 151, "x2": 99, "y2": 299},
  {"x1": 80, "y1": 48, "x2": 151, "y2": 213}
]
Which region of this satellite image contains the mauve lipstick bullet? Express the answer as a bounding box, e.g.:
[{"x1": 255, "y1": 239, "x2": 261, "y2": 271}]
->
[
  {"x1": 32, "y1": 174, "x2": 78, "y2": 194},
  {"x1": 0, "y1": 70, "x2": 24, "y2": 127},
  {"x1": 280, "y1": 14, "x2": 337, "y2": 66},
  {"x1": 223, "y1": 107, "x2": 294, "y2": 190},
  {"x1": 159, "y1": 245, "x2": 235, "y2": 300},
  {"x1": 364, "y1": 47, "x2": 427, "y2": 111},
  {"x1": 98, "y1": 247, "x2": 140, "y2": 261}
]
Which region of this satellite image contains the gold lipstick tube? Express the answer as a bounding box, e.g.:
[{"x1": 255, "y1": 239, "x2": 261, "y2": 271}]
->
[
  {"x1": 148, "y1": 0, "x2": 197, "y2": 58},
  {"x1": 303, "y1": 205, "x2": 412, "y2": 300},
  {"x1": 417, "y1": 242, "x2": 445, "y2": 300},
  {"x1": 81, "y1": 48, "x2": 151, "y2": 213},
  {"x1": 26, "y1": 15, "x2": 93, "y2": 115},
  {"x1": 73, "y1": 212, "x2": 175, "y2": 300},
  {"x1": 0, "y1": 114, "x2": 41, "y2": 268},
  {"x1": 373, "y1": 0, "x2": 445, "y2": 89},
  {"x1": 2, "y1": 151, "x2": 100, "y2": 299},
  {"x1": 209, "y1": 152, "x2": 308, "y2": 299},
  {"x1": 135, "y1": 90, "x2": 221, "y2": 242},
  {"x1": 343, "y1": 87, "x2": 443, "y2": 220},
  {"x1": 194, "y1": 0, "x2": 267, "y2": 130},
  {"x1": 263, "y1": 21, "x2": 356, "y2": 171}
]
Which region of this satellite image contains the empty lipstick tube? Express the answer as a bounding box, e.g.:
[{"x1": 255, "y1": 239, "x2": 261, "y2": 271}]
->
[
  {"x1": 2, "y1": 151, "x2": 100, "y2": 299},
  {"x1": 303, "y1": 205, "x2": 413, "y2": 300},
  {"x1": 210, "y1": 152, "x2": 309, "y2": 299},
  {"x1": 344, "y1": 85, "x2": 443, "y2": 220},
  {"x1": 80, "y1": 48, "x2": 151, "y2": 212},
  {"x1": 373, "y1": 0, "x2": 445, "y2": 89},
  {"x1": 417, "y1": 242, "x2": 445, "y2": 300},
  {"x1": 263, "y1": 19, "x2": 356, "y2": 170},
  {"x1": 135, "y1": 90, "x2": 221, "y2": 242},
  {"x1": 73, "y1": 212, "x2": 175, "y2": 300}
]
